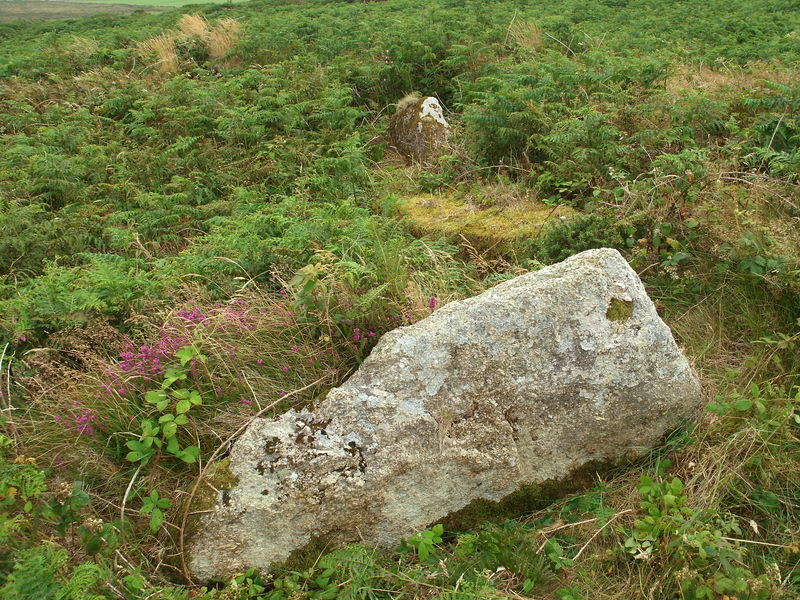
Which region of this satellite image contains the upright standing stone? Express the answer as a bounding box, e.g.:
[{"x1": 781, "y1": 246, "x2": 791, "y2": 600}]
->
[{"x1": 389, "y1": 95, "x2": 450, "y2": 164}]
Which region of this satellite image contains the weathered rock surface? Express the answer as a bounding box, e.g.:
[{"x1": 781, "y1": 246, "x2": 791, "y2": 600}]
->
[
  {"x1": 388, "y1": 95, "x2": 450, "y2": 163},
  {"x1": 187, "y1": 248, "x2": 701, "y2": 581}
]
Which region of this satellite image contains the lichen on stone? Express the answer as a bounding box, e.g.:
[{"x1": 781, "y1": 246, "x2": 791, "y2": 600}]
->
[
  {"x1": 389, "y1": 95, "x2": 449, "y2": 164},
  {"x1": 186, "y1": 248, "x2": 701, "y2": 582},
  {"x1": 185, "y1": 458, "x2": 239, "y2": 530},
  {"x1": 606, "y1": 297, "x2": 634, "y2": 321}
]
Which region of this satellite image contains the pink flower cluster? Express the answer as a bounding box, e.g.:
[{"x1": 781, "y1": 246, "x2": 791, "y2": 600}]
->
[
  {"x1": 351, "y1": 327, "x2": 377, "y2": 342},
  {"x1": 217, "y1": 300, "x2": 258, "y2": 332},
  {"x1": 117, "y1": 331, "x2": 190, "y2": 380},
  {"x1": 177, "y1": 306, "x2": 208, "y2": 326},
  {"x1": 55, "y1": 401, "x2": 99, "y2": 437}
]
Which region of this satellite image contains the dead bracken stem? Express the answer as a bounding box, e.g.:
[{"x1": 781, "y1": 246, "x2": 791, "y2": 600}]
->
[
  {"x1": 177, "y1": 374, "x2": 333, "y2": 585},
  {"x1": 535, "y1": 509, "x2": 634, "y2": 557},
  {"x1": 119, "y1": 463, "x2": 142, "y2": 543},
  {"x1": 0, "y1": 343, "x2": 18, "y2": 444},
  {"x1": 572, "y1": 509, "x2": 633, "y2": 560}
]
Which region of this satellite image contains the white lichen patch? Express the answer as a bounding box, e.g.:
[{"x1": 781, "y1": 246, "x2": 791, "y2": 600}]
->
[{"x1": 418, "y1": 96, "x2": 449, "y2": 129}]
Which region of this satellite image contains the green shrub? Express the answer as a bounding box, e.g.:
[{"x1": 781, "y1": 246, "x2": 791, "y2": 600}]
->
[{"x1": 529, "y1": 213, "x2": 633, "y2": 264}]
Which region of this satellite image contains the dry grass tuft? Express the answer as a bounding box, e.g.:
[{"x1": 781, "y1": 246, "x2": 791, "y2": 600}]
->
[
  {"x1": 666, "y1": 62, "x2": 797, "y2": 96},
  {"x1": 177, "y1": 13, "x2": 210, "y2": 38},
  {"x1": 136, "y1": 14, "x2": 242, "y2": 75},
  {"x1": 206, "y1": 18, "x2": 242, "y2": 60},
  {"x1": 177, "y1": 13, "x2": 241, "y2": 60},
  {"x1": 66, "y1": 36, "x2": 100, "y2": 58},
  {"x1": 395, "y1": 92, "x2": 421, "y2": 112},
  {"x1": 507, "y1": 19, "x2": 543, "y2": 52},
  {"x1": 136, "y1": 33, "x2": 179, "y2": 75}
]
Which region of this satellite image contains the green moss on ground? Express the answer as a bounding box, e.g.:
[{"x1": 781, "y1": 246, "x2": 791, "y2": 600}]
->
[{"x1": 398, "y1": 193, "x2": 574, "y2": 249}]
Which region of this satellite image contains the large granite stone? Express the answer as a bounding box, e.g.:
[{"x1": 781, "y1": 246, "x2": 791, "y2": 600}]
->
[{"x1": 187, "y1": 248, "x2": 701, "y2": 580}]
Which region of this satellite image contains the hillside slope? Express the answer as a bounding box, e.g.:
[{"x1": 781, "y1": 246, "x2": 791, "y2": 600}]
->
[{"x1": 0, "y1": 1, "x2": 798, "y2": 599}]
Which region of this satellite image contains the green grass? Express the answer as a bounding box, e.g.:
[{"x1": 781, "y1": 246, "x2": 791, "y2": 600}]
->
[
  {"x1": 61, "y1": 0, "x2": 246, "y2": 6},
  {"x1": 0, "y1": 0, "x2": 167, "y2": 21}
]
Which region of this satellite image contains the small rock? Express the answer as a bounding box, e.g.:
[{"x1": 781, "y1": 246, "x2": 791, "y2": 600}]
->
[
  {"x1": 389, "y1": 94, "x2": 450, "y2": 164},
  {"x1": 186, "y1": 248, "x2": 701, "y2": 581}
]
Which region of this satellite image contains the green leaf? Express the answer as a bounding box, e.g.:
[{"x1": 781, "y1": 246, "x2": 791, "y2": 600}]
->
[
  {"x1": 176, "y1": 399, "x2": 191, "y2": 414},
  {"x1": 141, "y1": 420, "x2": 158, "y2": 435},
  {"x1": 163, "y1": 367, "x2": 187, "y2": 388},
  {"x1": 734, "y1": 399, "x2": 753, "y2": 411},
  {"x1": 149, "y1": 508, "x2": 164, "y2": 533},
  {"x1": 145, "y1": 390, "x2": 167, "y2": 404},
  {"x1": 179, "y1": 446, "x2": 200, "y2": 463},
  {"x1": 166, "y1": 436, "x2": 180, "y2": 455},
  {"x1": 126, "y1": 450, "x2": 151, "y2": 464},
  {"x1": 162, "y1": 422, "x2": 178, "y2": 437},
  {"x1": 176, "y1": 346, "x2": 201, "y2": 366}
]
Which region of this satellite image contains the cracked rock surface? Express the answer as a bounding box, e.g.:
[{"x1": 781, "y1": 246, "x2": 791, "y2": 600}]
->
[{"x1": 186, "y1": 248, "x2": 701, "y2": 580}]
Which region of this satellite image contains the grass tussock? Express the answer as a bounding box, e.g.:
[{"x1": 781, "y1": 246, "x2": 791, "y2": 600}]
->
[
  {"x1": 137, "y1": 13, "x2": 241, "y2": 74},
  {"x1": 135, "y1": 33, "x2": 179, "y2": 75},
  {"x1": 507, "y1": 18, "x2": 544, "y2": 52}
]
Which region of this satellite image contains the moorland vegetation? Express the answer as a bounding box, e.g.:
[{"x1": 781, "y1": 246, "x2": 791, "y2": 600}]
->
[{"x1": 0, "y1": 0, "x2": 798, "y2": 598}]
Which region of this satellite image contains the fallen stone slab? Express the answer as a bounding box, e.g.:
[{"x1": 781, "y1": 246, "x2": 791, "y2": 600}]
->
[{"x1": 186, "y1": 248, "x2": 701, "y2": 581}]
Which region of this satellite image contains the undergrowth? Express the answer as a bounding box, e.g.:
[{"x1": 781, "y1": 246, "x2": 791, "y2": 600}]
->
[{"x1": 0, "y1": 0, "x2": 799, "y2": 598}]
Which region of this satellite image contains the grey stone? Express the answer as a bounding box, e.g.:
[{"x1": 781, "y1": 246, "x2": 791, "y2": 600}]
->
[
  {"x1": 186, "y1": 248, "x2": 701, "y2": 580},
  {"x1": 388, "y1": 95, "x2": 450, "y2": 164}
]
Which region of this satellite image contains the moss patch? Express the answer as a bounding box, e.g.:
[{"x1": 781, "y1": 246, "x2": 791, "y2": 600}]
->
[
  {"x1": 397, "y1": 193, "x2": 574, "y2": 249},
  {"x1": 183, "y1": 458, "x2": 239, "y2": 542},
  {"x1": 441, "y1": 459, "x2": 619, "y2": 532},
  {"x1": 606, "y1": 298, "x2": 634, "y2": 322},
  {"x1": 272, "y1": 534, "x2": 334, "y2": 573}
]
